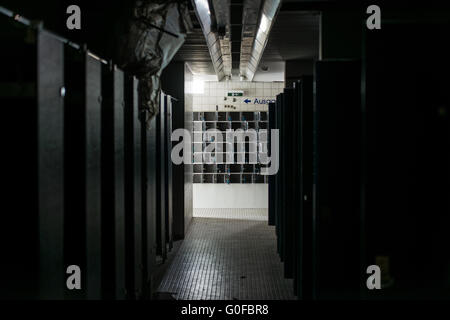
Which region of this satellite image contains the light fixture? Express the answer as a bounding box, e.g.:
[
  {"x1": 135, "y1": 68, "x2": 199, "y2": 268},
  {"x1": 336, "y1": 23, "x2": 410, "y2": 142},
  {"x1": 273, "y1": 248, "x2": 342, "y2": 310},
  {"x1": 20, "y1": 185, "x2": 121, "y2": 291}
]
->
[
  {"x1": 196, "y1": 0, "x2": 211, "y2": 16},
  {"x1": 259, "y1": 14, "x2": 270, "y2": 34}
]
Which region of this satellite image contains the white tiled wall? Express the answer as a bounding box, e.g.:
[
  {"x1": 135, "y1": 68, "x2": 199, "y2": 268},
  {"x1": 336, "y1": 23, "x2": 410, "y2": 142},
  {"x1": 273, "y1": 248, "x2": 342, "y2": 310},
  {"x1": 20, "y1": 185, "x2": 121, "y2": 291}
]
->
[
  {"x1": 191, "y1": 81, "x2": 285, "y2": 112},
  {"x1": 193, "y1": 184, "x2": 268, "y2": 209}
]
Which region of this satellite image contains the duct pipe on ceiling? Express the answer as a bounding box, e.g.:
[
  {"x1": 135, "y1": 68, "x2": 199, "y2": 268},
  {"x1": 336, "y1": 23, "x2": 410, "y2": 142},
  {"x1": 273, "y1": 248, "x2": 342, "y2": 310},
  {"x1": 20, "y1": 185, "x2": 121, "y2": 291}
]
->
[
  {"x1": 193, "y1": 0, "x2": 232, "y2": 81},
  {"x1": 240, "y1": 0, "x2": 281, "y2": 81}
]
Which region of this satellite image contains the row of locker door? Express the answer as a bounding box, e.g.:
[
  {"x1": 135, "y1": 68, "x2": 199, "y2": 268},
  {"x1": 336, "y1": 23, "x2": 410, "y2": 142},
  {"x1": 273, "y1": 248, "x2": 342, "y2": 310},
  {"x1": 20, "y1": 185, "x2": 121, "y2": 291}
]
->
[
  {"x1": 271, "y1": 22, "x2": 450, "y2": 299},
  {"x1": 0, "y1": 20, "x2": 175, "y2": 299},
  {"x1": 269, "y1": 61, "x2": 364, "y2": 299}
]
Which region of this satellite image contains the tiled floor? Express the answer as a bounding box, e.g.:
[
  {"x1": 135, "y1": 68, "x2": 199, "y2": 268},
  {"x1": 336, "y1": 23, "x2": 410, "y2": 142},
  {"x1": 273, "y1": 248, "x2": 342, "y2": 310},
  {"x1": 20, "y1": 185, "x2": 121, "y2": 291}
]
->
[
  {"x1": 193, "y1": 208, "x2": 268, "y2": 221},
  {"x1": 157, "y1": 214, "x2": 296, "y2": 300}
]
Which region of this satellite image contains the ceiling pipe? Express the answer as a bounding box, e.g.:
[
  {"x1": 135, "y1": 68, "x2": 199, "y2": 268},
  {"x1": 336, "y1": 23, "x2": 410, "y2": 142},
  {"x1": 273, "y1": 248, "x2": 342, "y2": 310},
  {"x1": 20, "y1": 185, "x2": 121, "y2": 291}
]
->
[
  {"x1": 240, "y1": 0, "x2": 281, "y2": 81},
  {"x1": 192, "y1": 0, "x2": 231, "y2": 81},
  {"x1": 212, "y1": 0, "x2": 232, "y2": 79}
]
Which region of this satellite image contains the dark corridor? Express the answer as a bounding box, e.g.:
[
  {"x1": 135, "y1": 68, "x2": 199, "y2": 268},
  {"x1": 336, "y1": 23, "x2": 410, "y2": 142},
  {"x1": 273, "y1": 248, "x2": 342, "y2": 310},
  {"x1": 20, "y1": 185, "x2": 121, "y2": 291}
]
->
[{"x1": 0, "y1": 0, "x2": 450, "y2": 311}]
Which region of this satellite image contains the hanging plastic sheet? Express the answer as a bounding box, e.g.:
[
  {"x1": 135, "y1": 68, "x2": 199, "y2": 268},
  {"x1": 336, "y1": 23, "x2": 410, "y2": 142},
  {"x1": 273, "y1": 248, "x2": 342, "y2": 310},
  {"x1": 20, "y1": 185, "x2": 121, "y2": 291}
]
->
[{"x1": 117, "y1": 0, "x2": 192, "y2": 120}]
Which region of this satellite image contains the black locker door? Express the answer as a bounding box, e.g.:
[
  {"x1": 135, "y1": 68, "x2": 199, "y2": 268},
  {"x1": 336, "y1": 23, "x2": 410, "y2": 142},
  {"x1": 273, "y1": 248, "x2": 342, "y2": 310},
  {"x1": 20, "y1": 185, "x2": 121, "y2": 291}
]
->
[
  {"x1": 282, "y1": 88, "x2": 295, "y2": 279},
  {"x1": 164, "y1": 95, "x2": 173, "y2": 250},
  {"x1": 268, "y1": 102, "x2": 276, "y2": 226},
  {"x1": 364, "y1": 22, "x2": 450, "y2": 298},
  {"x1": 141, "y1": 107, "x2": 160, "y2": 297},
  {"x1": 295, "y1": 76, "x2": 314, "y2": 300},
  {"x1": 140, "y1": 111, "x2": 149, "y2": 296},
  {"x1": 156, "y1": 93, "x2": 167, "y2": 260},
  {"x1": 0, "y1": 22, "x2": 64, "y2": 299},
  {"x1": 146, "y1": 114, "x2": 158, "y2": 295},
  {"x1": 278, "y1": 90, "x2": 289, "y2": 265},
  {"x1": 113, "y1": 70, "x2": 126, "y2": 300},
  {"x1": 292, "y1": 82, "x2": 302, "y2": 297},
  {"x1": 313, "y1": 60, "x2": 361, "y2": 299},
  {"x1": 85, "y1": 53, "x2": 102, "y2": 300},
  {"x1": 274, "y1": 94, "x2": 283, "y2": 254},
  {"x1": 37, "y1": 30, "x2": 65, "y2": 301},
  {"x1": 64, "y1": 46, "x2": 102, "y2": 300},
  {"x1": 291, "y1": 83, "x2": 301, "y2": 296},
  {"x1": 124, "y1": 75, "x2": 142, "y2": 299},
  {"x1": 64, "y1": 45, "x2": 86, "y2": 300},
  {"x1": 101, "y1": 64, "x2": 126, "y2": 300}
]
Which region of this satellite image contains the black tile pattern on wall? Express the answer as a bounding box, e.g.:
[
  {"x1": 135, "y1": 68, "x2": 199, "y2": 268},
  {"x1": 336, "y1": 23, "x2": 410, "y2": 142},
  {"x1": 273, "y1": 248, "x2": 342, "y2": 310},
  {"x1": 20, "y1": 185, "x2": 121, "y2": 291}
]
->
[{"x1": 192, "y1": 111, "x2": 269, "y2": 183}]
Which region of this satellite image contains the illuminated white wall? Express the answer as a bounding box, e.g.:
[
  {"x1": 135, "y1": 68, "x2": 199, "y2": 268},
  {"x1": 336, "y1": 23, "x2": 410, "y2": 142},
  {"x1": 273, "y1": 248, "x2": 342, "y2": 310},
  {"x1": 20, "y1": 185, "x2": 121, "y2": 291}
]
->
[{"x1": 193, "y1": 184, "x2": 268, "y2": 209}]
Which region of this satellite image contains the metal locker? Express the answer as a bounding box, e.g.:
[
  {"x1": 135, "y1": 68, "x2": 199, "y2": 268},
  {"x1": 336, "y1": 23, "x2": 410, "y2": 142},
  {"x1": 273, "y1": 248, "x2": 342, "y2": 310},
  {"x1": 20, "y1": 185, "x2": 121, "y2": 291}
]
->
[
  {"x1": 364, "y1": 22, "x2": 450, "y2": 298},
  {"x1": 164, "y1": 95, "x2": 174, "y2": 250},
  {"x1": 218, "y1": 112, "x2": 227, "y2": 121},
  {"x1": 281, "y1": 88, "x2": 295, "y2": 279},
  {"x1": 313, "y1": 60, "x2": 361, "y2": 299},
  {"x1": 275, "y1": 93, "x2": 283, "y2": 253},
  {"x1": 204, "y1": 111, "x2": 217, "y2": 121},
  {"x1": 36, "y1": 29, "x2": 65, "y2": 301},
  {"x1": 101, "y1": 64, "x2": 126, "y2": 299},
  {"x1": 268, "y1": 102, "x2": 276, "y2": 225},
  {"x1": 145, "y1": 114, "x2": 158, "y2": 295},
  {"x1": 242, "y1": 174, "x2": 252, "y2": 184},
  {"x1": 253, "y1": 174, "x2": 265, "y2": 183},
  {"x1": 156, "y1": 93, "x2": 167, "y2": 260},
  {"x1": 294, "y1": 76, "x2": 314, "y2": 300},
  {"x1": 124, "y1": 75, "x2": 143, "y2": 299},
  {"x1": 85, "y1": 55, "x2": 103, "y2": 301},
  {"x1": 64, "y1": 44, "x2": 102, "y2": 300},
  {"x1": 275, "y1": 93, "x2": 285, "y2": 258},
  {"x1": 139, "y1": 108, "x2": 149, "y2": 297},
  {"x1": 0, "y1": 20, "x2": 64, "y2": 299},
  {"x1": 216, "y1": 174, "x2": 225, "y2": 183}
]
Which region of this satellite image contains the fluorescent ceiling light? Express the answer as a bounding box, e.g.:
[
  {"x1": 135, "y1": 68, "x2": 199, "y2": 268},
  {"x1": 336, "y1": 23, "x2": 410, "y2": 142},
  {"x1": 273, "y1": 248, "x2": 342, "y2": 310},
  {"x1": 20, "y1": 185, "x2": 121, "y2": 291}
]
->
[
  {"x1": 196, "y1": 0, "x2": 211, "y2": 15},
  {"x1": 259, "y1": 14, "x2": 270, "y2": 34}
]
